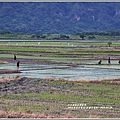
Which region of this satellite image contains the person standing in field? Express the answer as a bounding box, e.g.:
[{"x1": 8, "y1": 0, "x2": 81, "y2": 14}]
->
[
  {"x1": 118, "y1": 60, "x2": 120, "y2": 64},
  {"x1": 14, "y1": 54, "x2": 16, "y2": 60},
  {"x1": 108, "y1": 57, "x2": 111, "y2": 64},
  {"x1": 98, "y1": 60, "x2": 102, "y2": 64},
  {"x1": 17, "y1": 61, "x2": 20, "y2": 70}
]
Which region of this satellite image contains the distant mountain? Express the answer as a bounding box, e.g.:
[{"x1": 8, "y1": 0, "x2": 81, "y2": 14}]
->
[{"x1": 0, "y1": 2, "x2": 120, "y2": 34}]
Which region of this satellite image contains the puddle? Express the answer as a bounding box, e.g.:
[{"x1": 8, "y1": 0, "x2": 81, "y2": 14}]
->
[{"x1": 0, "y1": 63, "x2": 120, "y2": 81}]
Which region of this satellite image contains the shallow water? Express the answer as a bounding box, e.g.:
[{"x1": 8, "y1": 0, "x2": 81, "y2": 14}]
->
[{"x1": 0, "y1": 63, "x2": 120, "y2": 81}]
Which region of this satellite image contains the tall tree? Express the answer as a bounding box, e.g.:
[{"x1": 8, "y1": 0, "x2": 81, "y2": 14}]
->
[{"x1": 77, "y1": 33, "x2": 86, "y2": 40}]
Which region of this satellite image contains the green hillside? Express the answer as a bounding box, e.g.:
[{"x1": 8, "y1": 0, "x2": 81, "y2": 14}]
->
[{"x1": 0, "y1": 2, "x2": 120, "y2": 34}]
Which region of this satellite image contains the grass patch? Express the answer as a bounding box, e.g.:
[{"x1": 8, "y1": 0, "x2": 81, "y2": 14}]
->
[
  {"x1": 0, "y1": 46, "x2": 120, "y2": 55},
  {"x1": 0, "y1": 40, "x2": 120, "y2": 47},
  {"x1": 0, "y1": 78, "x2": 120, "y2": 118}
]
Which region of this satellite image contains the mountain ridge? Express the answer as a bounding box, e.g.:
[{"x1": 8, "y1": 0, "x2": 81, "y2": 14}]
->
[{"x1": 0, "y1": 2, "x2": 120, "y2": 34}]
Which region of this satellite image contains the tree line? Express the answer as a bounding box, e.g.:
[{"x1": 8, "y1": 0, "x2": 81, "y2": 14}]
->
[{"x1": 0, "y1": 30, "x2": 120, "y2": 40}]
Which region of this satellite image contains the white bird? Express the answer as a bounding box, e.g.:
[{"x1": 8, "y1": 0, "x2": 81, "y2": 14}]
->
[{"x1": 38, "y1": 42, "x2": 40, "y2": 45}]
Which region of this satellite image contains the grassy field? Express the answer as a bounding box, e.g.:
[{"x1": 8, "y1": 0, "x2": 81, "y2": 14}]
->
[
  {"x1": 0, "y1": 40, "x2": 120, "y2": 66},
  {"x1": 0, "y1": 40, "x2": 120, "y2": 46},
  {"x1": 0, "y1": 77, "x2": 120, "y2": 118}
]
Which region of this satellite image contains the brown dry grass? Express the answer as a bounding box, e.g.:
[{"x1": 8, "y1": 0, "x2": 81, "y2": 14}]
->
[
  {"x1": 0, "y1": 75, "x2": 22, "y2": 82},
  {"x1": 0, "y1": 110, "x2": 50, "y2": 118},
  {"x1": 1, "y1": 75, "x2": 120, "y2": 85},
  {"x1": 0, "y1": 61, "x2": 8, "y2": 64},
  {"x1": 43, "y1": 77, "x2": 120, "y2": 85},
  {"x1": 0, "y1": 110, "x2": 75, "y2": 118}
]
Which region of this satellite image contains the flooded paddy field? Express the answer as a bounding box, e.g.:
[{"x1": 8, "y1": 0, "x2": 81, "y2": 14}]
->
[
  {"x1": 0, "y1": 40, "x2": 120, "y2": 81},
  {"x1": 0, "y1": 40, "x2": 120, "y2": 118},
  {"x1": 0, "y1": 63, "x2": 120, "y2": 81}
]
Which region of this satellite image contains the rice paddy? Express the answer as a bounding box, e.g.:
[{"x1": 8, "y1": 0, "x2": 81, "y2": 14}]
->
[{"x1": 0, "y1": 39, "x2": 120, "y2": 118}]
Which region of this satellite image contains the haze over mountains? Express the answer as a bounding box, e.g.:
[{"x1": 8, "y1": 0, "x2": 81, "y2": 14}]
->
[{"x1": 0, "y1": 2, "x2": 120, "y2": 34}]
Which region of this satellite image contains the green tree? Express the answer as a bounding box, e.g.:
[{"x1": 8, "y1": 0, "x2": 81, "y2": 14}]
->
[
  {"x1": 59, "y1": 34, "x2": 69, "y2": 39},
  {"x1": 36, "y1": 34, "x2": 40, "y2": 39},
  {"x1": 40, "y1": 34, "x2": 46, "y2": 39},
  {"x1": 88, "y1": 35, "x2": 95, "y2": 40},
  {"x1": 31, "y1": 34, "x2": 36, "y2": 38},
  {"x1": 108, "y1": 41, "x2": 112, "y2": 47},
  {"x1": 77, "y1": 33, "x2": 86, "y2": 40}
]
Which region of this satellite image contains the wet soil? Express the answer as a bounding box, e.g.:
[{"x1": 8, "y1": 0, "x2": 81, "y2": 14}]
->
[{"x1": 0, "y1": 57, "x2": 58, "y2": 65}]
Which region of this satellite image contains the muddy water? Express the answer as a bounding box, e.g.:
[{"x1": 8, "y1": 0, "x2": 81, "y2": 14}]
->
[{"x1": 0, "y1": 63, "x2": 120, "y2": 80}]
